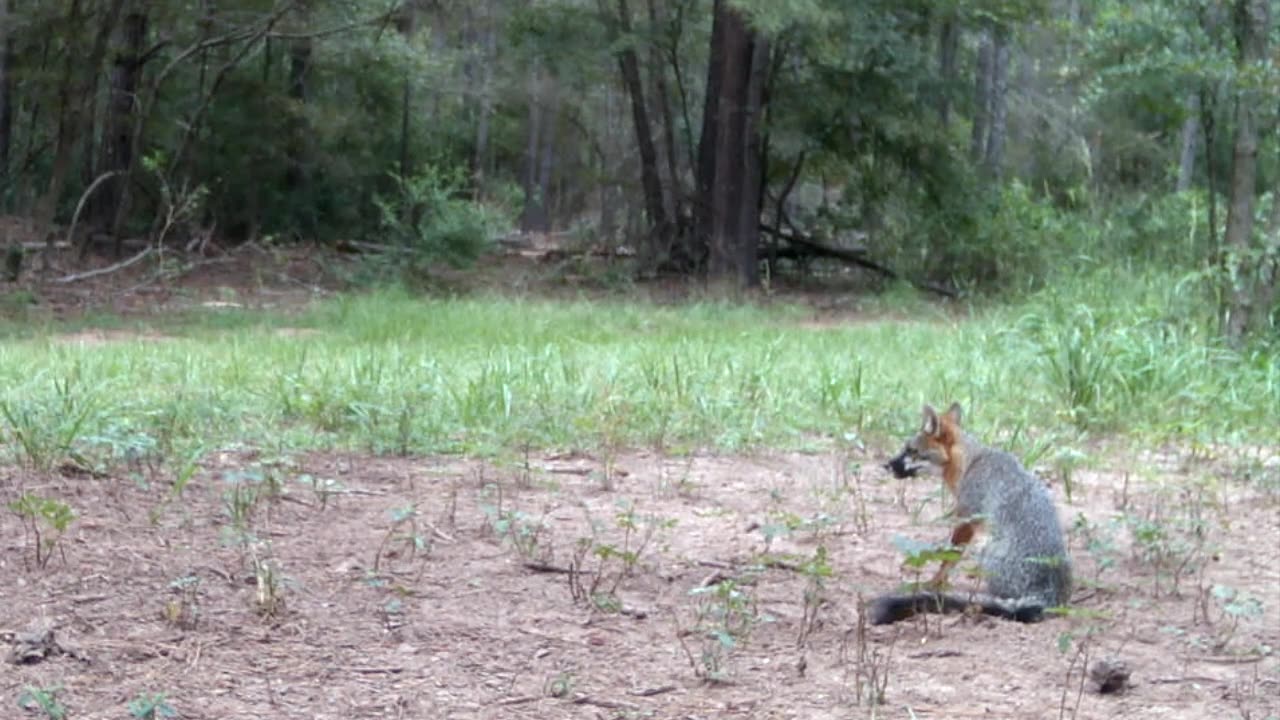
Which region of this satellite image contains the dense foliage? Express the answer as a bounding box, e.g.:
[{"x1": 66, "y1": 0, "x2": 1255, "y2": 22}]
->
[{"x1": 0, "y1": 0, "x2": 1275, "y2": 334}]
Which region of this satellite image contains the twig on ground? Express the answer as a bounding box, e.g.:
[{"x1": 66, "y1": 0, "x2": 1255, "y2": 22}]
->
[
  {"x1": 571, "y1": 694, "x2": 638, "y2": 710},
  {"x1": 629, "y1": 685, "x2": 677, "y2": 697},
  {"x1": 523, "y1": 561, "x2": 574, "y2": 574}
]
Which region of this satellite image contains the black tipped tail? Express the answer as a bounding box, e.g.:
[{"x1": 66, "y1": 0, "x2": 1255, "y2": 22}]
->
[{"x1": 868, "y1": 592, "x2": 1047, "y2": 626}]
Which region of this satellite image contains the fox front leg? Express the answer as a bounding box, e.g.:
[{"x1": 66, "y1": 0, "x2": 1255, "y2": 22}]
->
[{"x1": 929, "y1": 520, "x2": 980, "y2": 588}]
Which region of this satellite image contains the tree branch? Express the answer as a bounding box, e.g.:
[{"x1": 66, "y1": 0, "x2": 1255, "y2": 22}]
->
[
  {"x1": 758, "y1": 223, "x2": 958, "y2": 299},
  {"x1": 55, "y1": 246, "x2": 153, "y2": 284}
]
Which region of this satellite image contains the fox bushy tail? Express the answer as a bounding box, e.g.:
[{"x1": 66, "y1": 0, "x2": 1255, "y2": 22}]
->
[{"x1": 869, "y1": 591, "x2": 1051, "y2": 625}]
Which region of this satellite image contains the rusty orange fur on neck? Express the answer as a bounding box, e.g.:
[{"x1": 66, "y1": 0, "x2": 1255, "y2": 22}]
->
[{"x1": 937, "y1": 412, "x2": 965, "y2": 495}]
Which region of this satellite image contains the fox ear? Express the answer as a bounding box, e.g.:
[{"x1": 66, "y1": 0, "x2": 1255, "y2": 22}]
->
[
  {"x1": 944, "y1": 402, "x2": 963, "y2": 426},
  {"x1": 920, "y1": 404, "x2": 939, "y2": 435}
]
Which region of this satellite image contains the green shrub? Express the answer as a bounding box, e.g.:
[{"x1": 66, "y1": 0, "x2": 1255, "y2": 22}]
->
[{"x1": 369, "y1": 166, "x2": 508, "y2": 279}]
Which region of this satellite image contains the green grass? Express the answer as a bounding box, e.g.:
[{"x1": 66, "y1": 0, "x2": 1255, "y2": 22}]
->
[{"x1": 0, "y1": 275, "x2": 1275, "y2": 472}]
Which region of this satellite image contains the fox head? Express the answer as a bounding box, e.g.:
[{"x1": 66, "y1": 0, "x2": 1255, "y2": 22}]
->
[{"x1": 886, "y1": 403, "x2": 963, "y2": 479}]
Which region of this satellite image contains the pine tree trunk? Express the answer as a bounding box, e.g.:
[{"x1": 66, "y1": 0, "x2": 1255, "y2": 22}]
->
[
  {"x1": 285, "y1": 35, "x2": 311, "y2": 192},
  {"x1": 698, "y1": 0, "x2": 767, "y2": 289},
  {"x1": 936, "y1": 13, "x2": 958, "y2": 125},
  {"x1": 1176, "y1": 93, "x2": 1200, "y2": 193},
  {"x1": 536, "y1": 90, "x2": 558, "y2": 231},
  {"x1": 610, "y1": 0, "x2": 669, "y2": 253},
  {"x1": 473, "y1": 3, "x2": 495, "y2": 195},
  {"x1": 0, "y1": 0, "x2": 13, "y2": 208},
  {"x1": 648, "y1": 0, "x2": 681, "y2": 222},
  {"x1": 983, "y1": 24, "x2": 1010, "y2": 179},
  {"x1": 520, "y1": 63, "x2": 548, "y2": 233},
  {"x1": 1222, "y1": 0, "x2": 1269, "y2": 342},
  {"x1": 734, "y1": 32, "x2": 768, "y2": 289},
  {"x1": 969, "y1": 30, "x2": 992, "y2": 163},
  {"x1": 1251, "y1": 183, "x2": 1280, "y2": 334},
  {"x1": 396, "y1": 5, "x2": 417, "y2": 180},
  {"x1": 1201, "y1": 87, "x2": 1219, "y2": 250},
  {"x1": 92, "y1": 4, "x2": 147, "y2": 234},
  {"x1": 36, "y1": 0, "x2": 125, "y2": 253}
]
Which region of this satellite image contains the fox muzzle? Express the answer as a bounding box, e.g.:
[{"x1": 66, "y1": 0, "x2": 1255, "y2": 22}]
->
[{"x1": 886, "y1": 446, "x2": 922, "y2": 479}]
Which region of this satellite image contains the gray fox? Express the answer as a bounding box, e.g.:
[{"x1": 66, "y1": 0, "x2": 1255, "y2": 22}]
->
[{"x1": 872, "y1": 403, "x2": 1072, "y2": 625}]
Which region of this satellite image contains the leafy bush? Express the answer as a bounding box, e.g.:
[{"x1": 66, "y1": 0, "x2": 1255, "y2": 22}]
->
[{"x1": 369, "y1": 166, "x2": 508, "y2": 279}]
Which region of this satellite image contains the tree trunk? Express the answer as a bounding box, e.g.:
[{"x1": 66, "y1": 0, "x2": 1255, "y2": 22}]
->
[
  {"x1": 599, "y1": 85, "x2": 621, "y2": 241},
  {"x1": 969, "y1": 29, "x2": 993, "y2": 164},
  {"x1": 520, "y1": 62, "x2": 549, "y2": 233},
  {"x1": 983, "y1": 23, "x2": 1010, "y2": 179},
  {"x1": 285, "y1": 34, "x2": 311, "y2": 191},
  {"x1": 91, "y1": 4, "x2": 148, "y2": 236},
  {"x1": 697, "y1": 0, "x2": 768, "y2": 289},
  {"x1": 1252, "y1": 182, "x2": 1280, "y2": 334},
  {"x1": 1222, "y1": 0, "x2": 1269, "y2": 342},
  {"x1": 472, "y1": 1, "x2": 495, "y2": 195},
  {"x1": 608, "y1": 0, "x2": 669, "y2": 256},
  {"x1": 537, "y1": 91, "x2": 558, "y2": 231},
  {"x1": 647, "y1": 0, "x2": 682, "y2": 223},
  {"x1": 0, "y1": 0, "x2": 13, "y2": 208},
  {"x1": 734, "y1": 32, "x2": 768, "y2": 289},
  {"x1": 936, "y1": 12, "x2": 958, "y2": 125},
  {"x1": 1176, "y1": 93, "x2": 1200, "y2": 193},
  {"x1": 35, "y1": 0, "x2": 125, "y2": 253},
  {"x1": 395, "y1": 5, "x2": 417, "y2": 180},
  {"x1": 1201, "y1": 87, "x2": 1219, "y2": 250}
]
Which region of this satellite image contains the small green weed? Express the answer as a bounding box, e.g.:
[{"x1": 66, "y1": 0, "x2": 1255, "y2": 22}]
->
[
  {"x1": 1200, "y1": 584, "x2": 1265, "y2": 654},
  {"x1": 163, "y1": 575, "x2": 201, "y2": 630},
  {"x1": 17, "y1": 685, "x2": 67, "y2": 720},
  {"x1": 250, "y1": 543, "x2": 287, "y2": 619},
  {"x1": 568, "y1": 500, "x2": 675, "y2": 612},
  {"x1": 841, "y1": 595, "x2": 894, "y2": 707},
  {"x1": 480, "y1": 484, "x2": 552, "y2": 562},
  {"x1": 797, "y1": 546, "x2": 834, "y2": 647},
  {"x1": 374, "y1": 503, "x2": 431, "y2": 574},
  {"x1": 128, "y1": 692, "x2": 178, "y2": 719},
  {"x1": 680, "y1": 575, "x2": 768, "y2": 683},
  {"x1": 8, "y1": 493, "x2": 76, "y2": 569}
]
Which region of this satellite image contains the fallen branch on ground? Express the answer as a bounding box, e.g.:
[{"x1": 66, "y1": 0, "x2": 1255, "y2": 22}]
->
[{"x1": 55, "y1": 246, "x2": 154, "y2": 284}]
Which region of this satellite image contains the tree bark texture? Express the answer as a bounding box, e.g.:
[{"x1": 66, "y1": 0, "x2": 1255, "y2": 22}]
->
[
  {"x1": 0, "y1": 0, "x2": 13, "y2": 206},
  {"x1": 396, "y1": 3, "x2": 417, "y2": 180},
  {"x1": 647, "y1": 0, "x2": 681, "y2": 223},
  {"x1": 609, "y1": 0, "x2": 669, "y2": 252},
  {"x1": 1253, "y1": 182, "x2": 1280, "y2": 333},
  {"x1": 92, "y1": 4, "x2": 148, "y2": 232},
  {"x1": 1176, "y1": 93, "x2": 1200, "y2": 193},
  {"x1": 697, "y1": 0, "x2": 768, "y2": 288},
  {"x1": 983, "y1": 23, "x2": 1010, "y2": 179},
  {"x1": 472, "y1": 1, "x2": 496, "y2": 194},
  {"x1": 1222, "y1": 0, "x2": 1269, "y2": 341},
  {"x1": 969, "y1": 29, "x2": 992, "y2": 163},
  {"x1": 520, "y1": 62, "x2": 556, "y2": 233},
  {"x1": 936, "y1": 13, "x2": 958, "y2": 125},
  {"x1": 35, "y1": 0, "x2": 125, "y2": 249},
  {"x1": 285, "y1": 33, "x2": 311, "y2": 193}
]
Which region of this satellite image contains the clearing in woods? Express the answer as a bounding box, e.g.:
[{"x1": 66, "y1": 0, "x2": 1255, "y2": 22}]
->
[
  {"x1": 1, "y1": 250, "x2": 1278, "y2": 719},
  {"x1": 3, "y1": 448, "x2": 1278, "y2": 719}
]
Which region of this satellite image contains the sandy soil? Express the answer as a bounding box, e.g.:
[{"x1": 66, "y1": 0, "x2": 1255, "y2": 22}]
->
[{"x1": 3, "y1": 444, "x2": 1277, "y2": 720}]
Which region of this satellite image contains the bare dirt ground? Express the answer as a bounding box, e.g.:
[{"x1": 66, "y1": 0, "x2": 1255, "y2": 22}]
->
[
  {"x1": 3, "y1": 233, "x2": 1278, "y2": 718},
  {"x1": 3, "y1": 445, "x2": 1278, "y2": 720}
]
